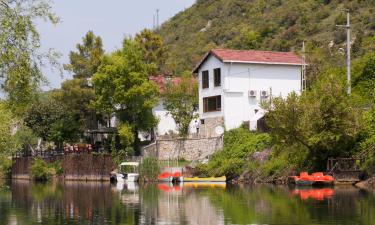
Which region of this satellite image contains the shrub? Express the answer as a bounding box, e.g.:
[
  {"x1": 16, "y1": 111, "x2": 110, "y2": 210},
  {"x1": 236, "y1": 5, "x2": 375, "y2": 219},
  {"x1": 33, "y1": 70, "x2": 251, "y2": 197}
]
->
[
  {"x1": 139, "y1": 157, "x2": 160, "y2": 182},
  {"x1": 0, "y1": 156, "x2": 12, "y2": 178},
  {"x1": 50, "y1": 161, "x2": 63, "y2": 175},
  {"x1": 30, "y1": 159, "x2": 62, "y2": 181},
  {"x1": 196, "y1": 128, "x2": 272, "y2": 179}
]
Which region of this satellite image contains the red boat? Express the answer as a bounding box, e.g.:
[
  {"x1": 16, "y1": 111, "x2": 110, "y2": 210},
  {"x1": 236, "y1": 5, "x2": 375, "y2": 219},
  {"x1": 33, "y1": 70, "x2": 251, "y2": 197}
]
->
[
  {"x1": 158, "y1": 171, "x2": 182, "y2": 182},
  {"x1": 290, "y1": 172, "x2": 334, "y2": 186}
]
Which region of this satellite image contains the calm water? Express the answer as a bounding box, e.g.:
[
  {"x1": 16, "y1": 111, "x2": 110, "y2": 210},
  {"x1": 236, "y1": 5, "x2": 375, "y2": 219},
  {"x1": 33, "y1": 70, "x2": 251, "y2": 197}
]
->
[{"x1": 0, "y1": 180, "x2": 374, "y2": 225}]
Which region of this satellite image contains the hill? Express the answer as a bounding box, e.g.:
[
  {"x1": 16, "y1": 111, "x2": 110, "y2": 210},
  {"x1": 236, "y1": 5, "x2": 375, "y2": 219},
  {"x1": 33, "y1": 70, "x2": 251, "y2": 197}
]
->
[{"x1": 158, "y1": 0, "x2": 375, "y2": 81}]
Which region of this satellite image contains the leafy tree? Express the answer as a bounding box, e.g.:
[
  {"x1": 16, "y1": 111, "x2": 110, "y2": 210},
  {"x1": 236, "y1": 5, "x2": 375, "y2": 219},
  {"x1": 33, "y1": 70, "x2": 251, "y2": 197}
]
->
[
  {"x1": 163, "y1": 72, "x2": 198, "y2": 137},
  {"x1": 93, "y1": 38, "x2": 159, "y2": 154},
  {"x1": 57, "y1": 31, "x2": 104, "y2": 132},
  {"x1": 135, "y1": 29, "x2": 167, "y2": 73},
  {"x1": 0, "y1": 102, "x2": 22, "y2": 155},
  {"x1": 265, "y1": 73, "x2": 360, "y2": 170},
  {"x1": 52, "y1": 78, "x2": 96, "y2": 131},
  {"x1": 64, "y1": 31, "x2": 104, "y2": 79},
  {"x1": 0, "y1": 0, "x2": 59, "y2": 113},
  {"x1": 24, "y1": 94, "x2": 80, "y2": 148}
]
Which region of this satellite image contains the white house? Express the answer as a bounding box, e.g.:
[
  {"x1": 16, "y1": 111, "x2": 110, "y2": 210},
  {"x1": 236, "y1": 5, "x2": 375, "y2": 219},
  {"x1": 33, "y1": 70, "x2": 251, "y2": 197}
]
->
[{"x1": 193, "y1": 49, "x2": 303, "y2": 136}]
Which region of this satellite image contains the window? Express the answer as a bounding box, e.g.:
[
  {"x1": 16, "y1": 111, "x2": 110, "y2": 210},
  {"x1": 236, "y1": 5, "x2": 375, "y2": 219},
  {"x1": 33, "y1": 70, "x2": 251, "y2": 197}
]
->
[
  {"x1": 200, "y1": 119, "x2": 205, "y2": 125},
  {"x1": 202, "y1": 70, "x2": 209, "y2": 89},
  {"x1": 203, "y1": 95, "x2": 221, "y2": 112},
  {"x1": 214, "y1": 68, "x2": 221, "y2": 87}
]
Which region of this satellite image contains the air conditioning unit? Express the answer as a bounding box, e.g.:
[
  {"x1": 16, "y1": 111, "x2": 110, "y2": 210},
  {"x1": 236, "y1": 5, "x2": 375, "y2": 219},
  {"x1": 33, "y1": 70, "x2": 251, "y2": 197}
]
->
[
  {"x1": 248, "y1": 90, "x2": 257, "y2": 97},
  {"x1": 260, "y1": 90, "x2": 269, "y2": 97}
]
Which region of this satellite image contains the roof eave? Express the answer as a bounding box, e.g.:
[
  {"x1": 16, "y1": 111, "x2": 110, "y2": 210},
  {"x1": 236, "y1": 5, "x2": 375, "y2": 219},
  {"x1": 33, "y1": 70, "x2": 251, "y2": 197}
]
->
[{"x1": 222, "y1": 60, "x2": 304, "y2": 66}]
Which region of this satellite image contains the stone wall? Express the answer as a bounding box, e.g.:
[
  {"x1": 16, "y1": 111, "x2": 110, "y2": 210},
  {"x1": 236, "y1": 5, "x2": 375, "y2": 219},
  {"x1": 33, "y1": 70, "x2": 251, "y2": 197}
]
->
[
  {"x1": 200, "y1": 117, "x2": 224, "y2": 137},
  {"x1": 142, "y1": 136, "x2": 223, "y2": 161},
  {"x1": 11, "y1": 154, "x2": 115, "y2": 181}
]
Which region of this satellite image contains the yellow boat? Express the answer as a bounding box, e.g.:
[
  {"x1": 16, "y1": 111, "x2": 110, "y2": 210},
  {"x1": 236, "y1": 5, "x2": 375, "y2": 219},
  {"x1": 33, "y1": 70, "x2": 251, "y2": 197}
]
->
[{"x1": 181, "y1": 176, "x2": 226, "y2": 182}]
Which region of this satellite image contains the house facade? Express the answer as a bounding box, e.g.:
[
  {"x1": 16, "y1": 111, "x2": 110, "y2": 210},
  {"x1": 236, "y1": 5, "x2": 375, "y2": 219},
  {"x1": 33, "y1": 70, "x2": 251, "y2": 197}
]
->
[{"x1": 193, "y1": 49, "x2": 303, "y2": 136}]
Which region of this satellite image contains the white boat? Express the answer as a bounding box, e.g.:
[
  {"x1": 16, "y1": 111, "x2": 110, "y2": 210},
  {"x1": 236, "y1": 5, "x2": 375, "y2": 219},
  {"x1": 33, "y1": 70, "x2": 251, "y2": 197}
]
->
[{"x1": 116, "y1": 162, "x2": 140, "y2": 183}]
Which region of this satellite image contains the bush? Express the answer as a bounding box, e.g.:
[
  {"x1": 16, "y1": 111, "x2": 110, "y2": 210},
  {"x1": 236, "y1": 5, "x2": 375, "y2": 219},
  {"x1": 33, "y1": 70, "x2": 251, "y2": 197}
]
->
[
  {"x1": 0, "y1": 156, "x2": 12, "y2": 178},
  {"x1": 260, "y1": 144, "x2": 309, "y2": 177},
  {"x1": 196, "y1": 128, "x2": 272, "y2": 179},
  {"x1": 139, "y1": 157, "x2": 160, "y2": 182},
  {"x1": 30, "y1": 159, "x2": 63, "y2": 181}
]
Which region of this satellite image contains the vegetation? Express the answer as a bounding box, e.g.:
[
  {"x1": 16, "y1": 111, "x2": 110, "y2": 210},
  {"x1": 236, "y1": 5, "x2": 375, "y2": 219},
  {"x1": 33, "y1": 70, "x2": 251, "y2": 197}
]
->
[
  {"x1": 163, "y1": 71, "x2": 198, "y2": 137},
  {"x1": 158, "y1": 0, "x2": 374, "y2": 79},
  {"x1": 135, "y1": 29, "x2": 167, "y2": 74},
  {"x1": 24, "y1": 94, "x2": 80, "y2": 148},
  {"x1": 56, "y1": 31, "x2": 104, "y2": 133},
  {"x1": 139, "y1": 157, "x2": 160, "y2": 182},
  {"x1": 30, "y1": 159, "x2": 63, "y2": 181},
  {"x1": 0, "y1": 0, "x2": 59, "y2": 114},
  {"x1": 93, "y1": 38, "x2": 159, "y2": 155},
  {"x1": 196, "y1": 128, "x2": 271, "y2": 179}
]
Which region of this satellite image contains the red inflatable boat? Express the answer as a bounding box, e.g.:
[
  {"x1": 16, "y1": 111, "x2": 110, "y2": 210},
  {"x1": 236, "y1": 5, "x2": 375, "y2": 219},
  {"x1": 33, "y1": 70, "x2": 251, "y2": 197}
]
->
[{"x1": 290, "y1": 172, "x2": 334, "y2": 186}]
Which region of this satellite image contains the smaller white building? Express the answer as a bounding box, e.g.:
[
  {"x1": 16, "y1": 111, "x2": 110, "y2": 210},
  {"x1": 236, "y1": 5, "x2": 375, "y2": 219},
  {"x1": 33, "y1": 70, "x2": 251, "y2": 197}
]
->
[
  {"x1": 193, "y1": 49, "x2": 303, "y2": 136},
  {"x1": 149, "y1": 75, "x2": 197, "y2": 137}
]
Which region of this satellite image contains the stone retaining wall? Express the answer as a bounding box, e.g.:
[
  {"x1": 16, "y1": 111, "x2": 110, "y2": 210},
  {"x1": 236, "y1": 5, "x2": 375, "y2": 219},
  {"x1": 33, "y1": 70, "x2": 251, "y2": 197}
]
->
[
  {"x1": 11, "y1": 154, "x2": 115, "y2": 181},
  {"x1": 142, "y1": 136, "x2": 223, "y2": 161}
]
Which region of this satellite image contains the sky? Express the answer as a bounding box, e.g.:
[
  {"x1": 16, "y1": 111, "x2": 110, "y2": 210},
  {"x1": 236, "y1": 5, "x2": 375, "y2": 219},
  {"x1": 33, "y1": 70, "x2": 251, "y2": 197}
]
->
[{"x1": 37, "y1": 0, "x2": 195, "y2": 90}]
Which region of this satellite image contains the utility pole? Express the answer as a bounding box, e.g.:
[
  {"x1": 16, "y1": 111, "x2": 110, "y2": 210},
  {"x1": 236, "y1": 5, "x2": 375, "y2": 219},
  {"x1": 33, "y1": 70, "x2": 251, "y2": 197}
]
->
[
  {"x1": 301, "y1": 41, "x2": 307, "y2": 92},
  {"x1": 156, "y1": 9, "x2": 160, "y2": 29},
  {"x1": 336, "y1": 9, "x2": 351, "y2": 95},
  {"x1": 153, "y1": 14, "x2": 155, "y2": 30}
]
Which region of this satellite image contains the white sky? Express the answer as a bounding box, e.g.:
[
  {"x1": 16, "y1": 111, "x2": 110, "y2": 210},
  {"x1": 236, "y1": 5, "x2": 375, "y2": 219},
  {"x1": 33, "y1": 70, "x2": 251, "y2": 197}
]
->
[{"x1": 37, "y1": 0, "x2": 195, "y2": 90}]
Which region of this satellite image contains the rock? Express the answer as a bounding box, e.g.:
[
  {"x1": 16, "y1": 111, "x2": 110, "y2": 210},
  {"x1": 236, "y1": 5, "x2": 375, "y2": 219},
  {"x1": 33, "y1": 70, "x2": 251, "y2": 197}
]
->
[
  {"x1": 355, "y1": 176, "x2": 375, "y2": 190},
  {"x1": 252, "y1": 148, "x2": 272, "y2": 164}
]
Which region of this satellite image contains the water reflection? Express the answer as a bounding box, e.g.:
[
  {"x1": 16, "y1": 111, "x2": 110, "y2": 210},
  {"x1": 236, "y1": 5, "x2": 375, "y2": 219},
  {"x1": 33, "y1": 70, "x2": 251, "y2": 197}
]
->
[
  {"x1": 0, "y1": 180, "x2": 375, "y2": 225},
  {"x1": 291, "y1": 187, "x2": 335, "y2": 201}
]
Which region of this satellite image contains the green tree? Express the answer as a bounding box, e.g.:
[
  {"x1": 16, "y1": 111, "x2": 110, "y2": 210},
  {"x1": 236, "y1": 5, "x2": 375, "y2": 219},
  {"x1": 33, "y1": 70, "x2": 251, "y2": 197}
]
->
[
  {"x1": 163, "y1": 72, "x2": 198, "y2": 137},
  {"x1": 57, "y1": 31, "x2": 104, "y2": 132},
  {"x1": 93, "y1": 38, "x2": 159, "y2": 154},
  {"x1": 52, "y1": 79, "x2": 96, "y2": 132},
  {"x1": 265, "y1": 73, "x2": 360, "y2": 170},
  {"x1": 135, "y1": 29, "x2": 167, "y2": 73},
  {"x1": 24, "y1": 94, "x2": 80, "y2": 148},
  {"x1": 0, "y1": 0, "x2": 59, "y2": 113},
  {"x1": 64, "y1": 31, "x2": 104, "y2": 79}
]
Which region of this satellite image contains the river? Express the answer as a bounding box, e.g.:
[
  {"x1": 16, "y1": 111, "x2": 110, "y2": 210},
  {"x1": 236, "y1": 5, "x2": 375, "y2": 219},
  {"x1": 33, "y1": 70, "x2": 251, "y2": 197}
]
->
[{"x1": 0, "y1": 180, "x2": 374, "y2": 225}]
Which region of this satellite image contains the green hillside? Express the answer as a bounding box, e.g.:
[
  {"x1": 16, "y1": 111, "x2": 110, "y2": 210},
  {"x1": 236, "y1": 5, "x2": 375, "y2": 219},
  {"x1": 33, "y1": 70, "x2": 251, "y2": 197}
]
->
[{"x1": 158, "y1": 0, "x2": 375, "y2": 81}]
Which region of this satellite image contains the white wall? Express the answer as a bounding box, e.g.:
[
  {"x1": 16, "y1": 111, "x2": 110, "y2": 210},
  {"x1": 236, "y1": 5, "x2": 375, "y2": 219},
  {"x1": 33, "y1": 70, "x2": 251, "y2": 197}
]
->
[
  {"x1": 153, "y1": 100, "x2": 197, "y2": 136},
  {"x1": 153, "y1": 100, "x2": 177, "y2": 136},
  {"x1": 198, "y1": 55, "x2": 302, "y2": 130},
  {"x1": 198, "y1": 56, "x2": 224, "y2": 119}
]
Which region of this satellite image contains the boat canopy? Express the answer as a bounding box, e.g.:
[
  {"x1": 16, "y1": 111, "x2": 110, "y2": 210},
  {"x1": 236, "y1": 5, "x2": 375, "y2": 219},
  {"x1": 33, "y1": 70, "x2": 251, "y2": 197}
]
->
[{"x1": 120, "y1": 162, "x2": 139, "y2": 167}]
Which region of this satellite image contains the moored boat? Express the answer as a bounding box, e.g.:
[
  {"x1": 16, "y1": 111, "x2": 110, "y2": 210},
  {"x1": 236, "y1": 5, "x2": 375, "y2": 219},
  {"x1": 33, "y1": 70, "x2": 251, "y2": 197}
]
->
[
  {"x1": 290, "y1": 172, "x2": 334, "y2": 186},
  {"x1": 116, "y1": 162, "x2": 140, "y2": 183},
  {"x1": 180, "y1": 176, "x2": 227, "y2": 183},
  {"x1": 158, "y1": 172, "x2": 174, "y2": 182}
]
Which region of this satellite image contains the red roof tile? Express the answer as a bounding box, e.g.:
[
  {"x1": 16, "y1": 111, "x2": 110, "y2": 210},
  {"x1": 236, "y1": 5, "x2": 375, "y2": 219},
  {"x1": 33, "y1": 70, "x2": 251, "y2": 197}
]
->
[
  {"x1": 193, "y1": 49, "x2": 303, "y2": 73},
  {"x1": 149, "y1": 74, "x2": 181, "y2": 94}
]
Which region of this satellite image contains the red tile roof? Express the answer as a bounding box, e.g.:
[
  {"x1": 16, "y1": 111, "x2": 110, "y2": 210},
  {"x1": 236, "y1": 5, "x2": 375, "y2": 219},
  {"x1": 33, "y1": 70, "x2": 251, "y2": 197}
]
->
[
  {"x1": 149, "y1": 74, "x2": 181, "y2": 94},
  {"x1": 193, "y1": 49, "x2": 303, "y2": 73}
]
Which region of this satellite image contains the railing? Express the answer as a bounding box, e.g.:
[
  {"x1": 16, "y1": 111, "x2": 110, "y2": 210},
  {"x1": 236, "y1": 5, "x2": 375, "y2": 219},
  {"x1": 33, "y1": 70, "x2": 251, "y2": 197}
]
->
[
  {"x1": 327, "y1": 157, "x2": 365, "y2": 172},
  {"x1": 12, "y1": 146, "x2": 111, "y2": 159}
]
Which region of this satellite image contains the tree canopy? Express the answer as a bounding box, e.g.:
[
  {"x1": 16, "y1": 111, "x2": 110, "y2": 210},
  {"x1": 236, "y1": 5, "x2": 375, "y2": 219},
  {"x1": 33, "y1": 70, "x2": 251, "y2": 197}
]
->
[
  {"x1": 55, "y1": 31, "x2": 104, "y2": 132},
  {"x1": 93, "y1": 38, "x2": 159, "y2": 152},
  {"x1": 0, "y1": 0, "x2": 59, "y2": 113}
]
